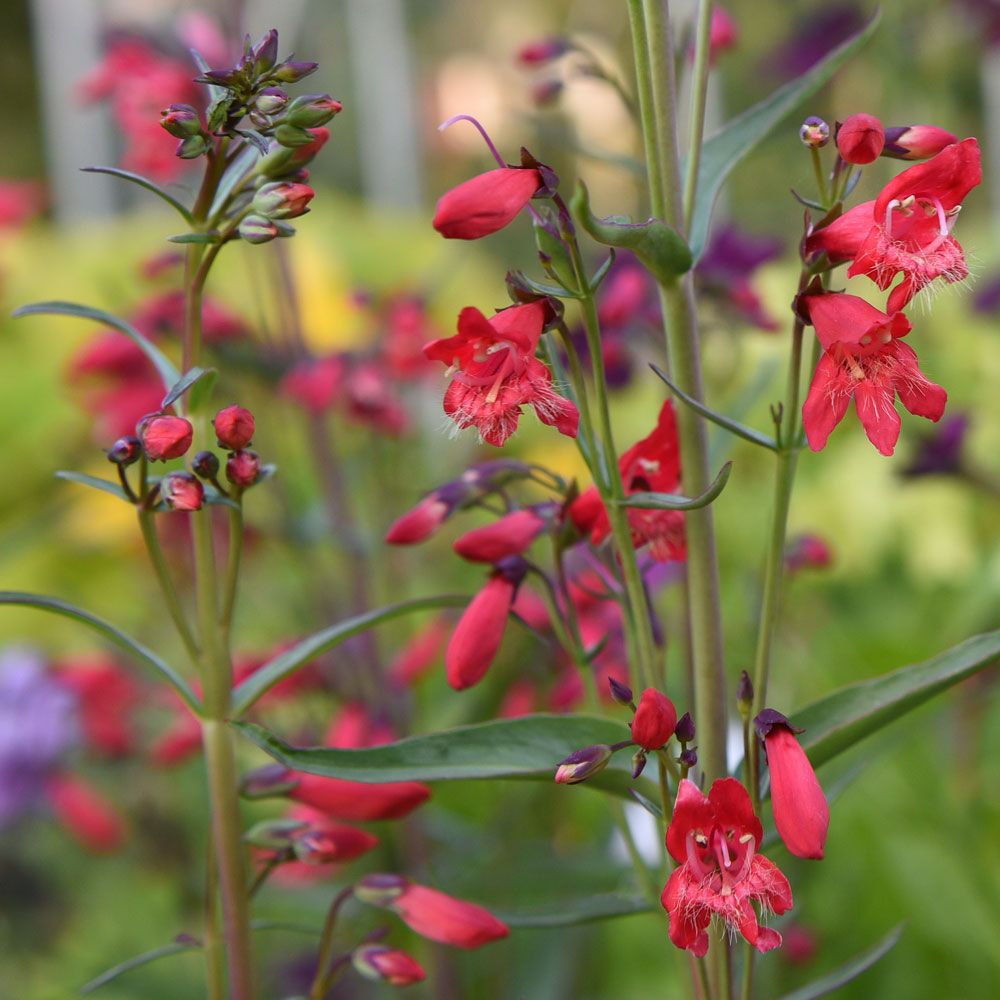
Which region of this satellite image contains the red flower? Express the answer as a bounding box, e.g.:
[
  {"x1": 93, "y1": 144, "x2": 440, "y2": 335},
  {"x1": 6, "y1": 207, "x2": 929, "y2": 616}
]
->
[
  {"x1": 139, "y1": 414, "x2": 194, "y2": 461},
  {"x1": 757, "y1": 713, "x2": 829, "y2": 860},
  {"x1": 807, "y1": 138, "x2": 981, "y2": 312},
  {"x1": 631, "y1": 688, "x2": 677, "y2": 751},
  {"x1": 55, "y1": 657, "x2": 138, "y2": 758},
  {"x1": 836, "y1": 113, "x2": 885, "y2": 164},
  {"x1": 45, "y1": 773, "x2": 125, "y2": 854},
  {"x1": 392, "y1": 882, "x2": 510, "y2": 948},
  {"x1": 279, "y1": 355, "x2": 345, "y2": 414},
  {"x1": 291, "y1": 818, "x2": 379, "y2": 864},
  {"x1": 569, "y1": 400, "x2": 686, "y2": 561},
  {"x1": 161, "y1": 471, "x2": 205, "y2": 511},
  {"x1": 214, "y1": 405, "x2": 255, "y2": 450},
  {"x1": 433, "y1": 167, "x2": 542, "y2": 239},
  {"x1": 388, "y1": 616, "x2": 450, "y2": 685},
  {"x1": 801, "y1": 293, "x2": 946, "y2": 456},
  {"x1": 452, "y1": 508, "x2": 548, "y2": 563},
  {"x1": 353, "y1": 945, "x2": 426, "y2": 986},
  {"x1": 289, "y1": 771, "x2": 430, "y2": 822},
  {"x1": 226, "y1": 450, "x2": 261, "y2": 487},
  {"x1": 424, "y1": 302, "x2": 578, "y2": 447},
  {"x1": 883, "y1": 124, "x2": 957, "y2": 161},
  {"x1": 662, "y1": 778, "x2": 792, "y2": 956}
]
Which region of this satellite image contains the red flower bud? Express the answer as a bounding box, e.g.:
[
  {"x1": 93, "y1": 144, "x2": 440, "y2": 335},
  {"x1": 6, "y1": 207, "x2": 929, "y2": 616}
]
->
[
  {"x1": 353, "y1": 945, "x2": 426, "y2": 986},
  {"x1": 285, "y1": 93, "x2": 342, "y2": 128},
  {"x1": 631, "y1": 688, "x2": 677, "y2": 750},
  {"x1": 452, "y1": 508, "x2": 547, "y2": 563},
  {"x1": 45, "y1": 774, "x2": 125, "y2": 853},
  {"x1": 292, "y1": 822, "x2": 379, "y2": 864},
  {"x1": 138, "y1": 413, "x2": 193, "y2": 461},
  {"x1": 289, "y1": 771, "x2": 430, "y2": 822},
  {"x1": 445, "y1": 570, "x2": 519, "y2": 690},
  {"x1": 213, "y1": 405, "x2": 255, "y2": 449},
  {"x1": 392, "y1": 882, "x2": 510, "y2": 949},
  {"x1": 433, "y1": 167, "x2": 543, "y2": 240},
  {"x1": 759, "y1": 716, "x2": 829, "y2": 860},
  {"x1": 836, "y1": 113, "x2": 885, "y2": 165},
  {"x1": 385, "y1": 494, "x2": 451, "y2": 544},
  {"x1": 252, "y1": 181, "x2": 314, "y2": 219},
  {"x1": 161, "y1": 471, "x2": 205, "y2": 511},
  {"x1": 882, "y1": 124, "x2": 957, "y2": 161},
  {"x1": 226, "y1": 449, "x2": 261, "y2": 487},
  {"x1": 160, "y1": 103, "x2": 202, "y2": 138},
  {"x1": 516, "y1": 37, "x2": 571, "y2": 66}
]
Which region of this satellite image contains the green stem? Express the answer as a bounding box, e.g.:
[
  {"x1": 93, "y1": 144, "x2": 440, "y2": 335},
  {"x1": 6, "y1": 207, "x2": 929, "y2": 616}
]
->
[
  {"x1": 740, "y1": 941, "x2": 754, "y2": 1000},
  {"x1": 626, "y1": 0, "x2": 665, "y2": 214},
  {"x1": 221, "y1": 500, "x2": 244, "y2": 638},
  {"x1": 204, "y1": 841, "x2": 225, "y2": 1000},
  {"x1": 682, "y1": 0, "x2": 715, "y2": 229},
  {"x1": 810, "y1": 146, "x2": 830, "y2": 208},
  {"x1": 309, "y1": 886, "x2": 354, "y2": 1000},
  {"x1": 554, "y1": 323, "x2": 601, "y2": 486}
]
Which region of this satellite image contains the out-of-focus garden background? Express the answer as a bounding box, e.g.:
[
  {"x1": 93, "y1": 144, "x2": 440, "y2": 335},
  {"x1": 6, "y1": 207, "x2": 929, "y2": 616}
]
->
[{"x1": 0, "y1": 1, "x2": 998, "y2": 998}]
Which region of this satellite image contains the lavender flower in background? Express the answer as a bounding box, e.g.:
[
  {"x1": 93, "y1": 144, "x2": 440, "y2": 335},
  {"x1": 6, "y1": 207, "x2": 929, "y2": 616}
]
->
[
  {"x1": 0, "y1": 648, "x2": 79, "y2": 827},
  {"x1": 973, "y1": 271, "x2": 1000, "y2": 314},
  {"x1": 697, "y1": 224, "x2": 783, "y2": 331},
  {"x1": 765, "y1": 4, "x2": 867, "y2": 80},
  {"x1": 901, "y1": 413, "x2": 970, "y2": 478}
]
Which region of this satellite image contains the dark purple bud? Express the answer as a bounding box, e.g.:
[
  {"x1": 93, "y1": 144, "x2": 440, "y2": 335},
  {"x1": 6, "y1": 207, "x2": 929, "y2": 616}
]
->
[
  {"x1": 679, "y1": 747, "x2": 698, "y2": 768},
  {"x1": 754, "y1": 708, "x2": 803, "y2": 742},
  {"x1": 608, "y1": 676, "x2": 634, "y2": 707},
  {"x1": 107, "y1": 435, "x2": 141, "y2": 466},
  {"x1": 240, "y1": 763, "x2": 299, "y2": 799},
  {"x1": 631, "y1": 750, "x2": 647, "y2": 780},
  {"x1": 674, "y1": 711, "x2": 696, "y2": 743},
  {"x1": 737, "y1": 671, "x2": 754, "y2": 708},
  {"x1": 555, "y1": 744, "x2": 613, "y2": 784},
  {"x1": 902, "y1": 413, "x2": 969, "y2": 478},
  {"x1": 493, "y1": 554, "x2": 530, "y2": 588},
  {"x1": 271, "y1": 60, "x2": 319, "y2": 84},
  {"x1": 252, "y1": 29, "x2": 279, "y2": 72},
  {"x1": 191, "y1": 450, "x2": 220, "y2": 479}
]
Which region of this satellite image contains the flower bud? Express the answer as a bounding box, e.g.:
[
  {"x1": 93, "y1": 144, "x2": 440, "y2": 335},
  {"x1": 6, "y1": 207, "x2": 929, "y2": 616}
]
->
[
  {"x1": 255, "y1": 86, "x2": 288, "y2": 116},
  {"x1": 240, "y1": 763, "x2": 299, "y2": 799},
  {"x1": 433, "y1": 167, "x2": 544, "y2": 240},
  {"x1": 252, "y1": 29, "x2": 279, "y2": 72},
  {"x1": 631, "y1": 688, "x2": 678, "y2": 751},
  {"x1": 737, "y1": 670, "x2": 754, "y2": 716},
  {"x1": 531, "y1": 79, "x2": 564, "y2": 107},
  {"x1": 390, "y1": 882, "x2": 509, "y2": 948},
  {"x1": 273, "y1": 122, "x2": 315, "y2": 148},
  {"x1": 243, "y1": 817, "x2": 309, "y2": 850},
  {"x1": 271, "y1": 59, "x2": 319, "y2": 83},
  {"x1": 608, "y1": 677, "x2": 634, "y2": 707},
  {"x1": 160, "y1": 104, "x2": 202, "y2": 138},
  {"x1": 836, "y1": 113, "x2": 885, "y2": 165},
  {"x1": 354, "y1": 873, "x2": 410, "y2": 906},
  {"x1": 555, "y1": 744, "x2": 613, "y2": 784},
  {"x1": 631, "y1": 749, "x2": 647, "y2": 779},
  {"x1": 674, "y1": 711, "x2": 696, "y2": 744},
  {"x1": 882, "y1": 124, "x2": 958, "y2": 161},
  {"x1": 285, "y1": 93, "x2": 342, "y2": 128},
  {"x1": 107, "y1": 435, "x2": 141, "y2": 466},
  {"x1": 191, "y1": 450, "x2": 220, "y2": 480},
  {"x1": 161, "y1": 471, "x2": 205, "y2": 511},
  {"x1": 239, "y1": 214, "x2": 280, "y2": 244},
  {"x1": 213, "y1": 405, "x2": 256, "y2": 450},
  {"x1": 252, "y1": 180, "x2": 314, "y2": 220},
  {"x1": 352, "y1": 946, "x2": 426, "y2": 987},
  {"x1": 784, "y1": 534, "x2": 833, "y2": 574},
  {"x1": 226, "y1": 450, "x2": 261, "y2": 487},
  {"x1": 138, "y1": 414, "x2": 193, "y2": 461},
  {"x1": 517, "y1": 36, "x2": 571, "y2": 66},
  {"x1": 292, "y1": 823, "x2": 379, "y2": 864},
  {"x1": 799, "y1": 116, "x2": 829, "y2": 148},
  {"x1": 679, "y1": 747, "x2": 698, "y2": 769},
  {"x1": 452, "y1": 507, "x2": 547, "y2": 563},
  {"x1": 176, "y1": 134, "x2": 210, "y2": 159}
]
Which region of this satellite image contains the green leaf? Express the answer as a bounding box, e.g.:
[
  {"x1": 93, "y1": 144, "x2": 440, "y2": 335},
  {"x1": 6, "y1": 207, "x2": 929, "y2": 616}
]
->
[
  {"x1": 795, "y1": 630, "x2": 1000, "y2": 770},
  {"x1": 571, "y1": 181, "x2": 692, "y2": 283},
  {"x1": 496, "y1": 893, "x2": 655, "y2": 928},
  {"x1": 616, "y1": 461, "x2": 732, "y2": 511},
  {"x1": 777, "y1": 924, "x2": 904, "y2": 1000},
  {"x1": 166, "y1": 231, "x2": 221, "y2": 244},
  {"x1": 230, "y1": 595, "x2": 469, "y2": 716},
  {"x1": 13, "y1": 301, "x2": 180, "y2": 393},
  {"x1": 190, "y1": 49, "x2": 226, "y2": 102},
  {"x1": 189, "y1": 368, "x2": 219, "y2": 413},
  {"x1": 687, "y1": 13, "x2": 880, "y2": 261},
  {"x1": 81, "y1": 166, "x2": 193, "y2": 224},
  {"x1": 55, "y1": 471, "x2": 129, "y2": 502},
  {"x1": 233, "y1": 713, "x2": 630, "y2": 784},
  {"x1": 80, "y1": 939, "x2": 199, "y2": 995},
  {"x1": 162, "y1": 366, "x2": 216, "y2": 409},
  {"x1": 0, "y1": 592, "x2": 199, "y2": 712}
]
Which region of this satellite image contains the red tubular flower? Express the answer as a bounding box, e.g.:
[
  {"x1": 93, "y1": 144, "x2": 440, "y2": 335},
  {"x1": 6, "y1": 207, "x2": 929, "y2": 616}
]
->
[
  {"x1": 516, "y1": 37, "x2": 571, "y2": 67},
  {"x1": 445, "y1": 560, "x2": 525, "y2": 690},
  {"x1": 631, "y1": 688, "x2": 678, "y2": 751},
  {"x1": 353, "y1": 945, "x2": 426, "y2": 986},
  {"x1": 385, "y1": 480, "x2": 470, "y2": 545},
  {"x1": 290, "y1": 771, "x2": 430, "y2": 822},
  {"x1": 807, "y1": 138, "x2": 981, "y2": 312},
  {"x1": 279, "y1": 355, "x2": 345, "y2": 414},
  {"x1": 836, "y1": 113, "x2": 885, "y2": 164},
  {"x1": 138, "y1": 413, "x2": 194, "y2": 460},
  {"x1": 709, "y1": 7, "x2": 739, "y2": 63},
  {"x1": 388, "y1": 616, "x2": 450, "y2": 685},
  {"x1": 45, "y1": 774, "x2": 125, "y2": 854},
  {"x1": 662, "y1": 778, "x2": 792, "y2": 957},
  {"x1": 433, "y1": 167, "x2": 542, "y2": 239},
  {"x1": 756, "y1": 711, "x2": 829, "y2": 860},
  {"x1": 801, "y1": 293, "x2": 946, "y2": 456},
  {"x1": 570, "y1": 400, "x2": 685, "y2": 561},
  {"x1": 292, "y1": 820, "x2": 379, "y2": 864},
  {"x1": 424, "y1": 301, "x2": 578, "y2": 447},
  {"x1": 213, "y1": 405, "x2": 255, "y2": 450},
  {"x1": 392, "y1": 882, "x2": 510, "y2": 948},
  {"x1": 452, "y1": 508, "x2": 548, "y2": 563},
  {"x1": 883, "y1": 124, "x2": 958, "y2": 161}
]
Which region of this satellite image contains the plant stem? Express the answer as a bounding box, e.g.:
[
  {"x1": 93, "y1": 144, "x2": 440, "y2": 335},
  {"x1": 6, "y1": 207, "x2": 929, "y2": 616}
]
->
[
  {"x1": 682, "y1": 0, "x2": 715, "y2": 229},
  {"x1": 740, "y1": 941, "x2": 754, "y2": 1000},
  {"x1": 609, "y1": 797, "x2": 661, "y2": 902},
  {"x1": 810, "y1": 146, "x2": 830, "y2": 207},
  {"x1": 221, "y1": 501, "x2": 244, "y2": 639},
  {"x1": 309, "y1": 886, "x2": 355, "y2": 1000}
]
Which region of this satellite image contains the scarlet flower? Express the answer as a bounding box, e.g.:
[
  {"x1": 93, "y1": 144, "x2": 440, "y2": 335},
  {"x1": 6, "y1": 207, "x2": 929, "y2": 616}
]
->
[
  {"x1": 756, "y1": 711, "x2": 829, "y2": 860},
  {"x1": 388, "y1": 616, "x2": 450, "y2": 685},
  {"x1": 631, "y1": 688, "x2": 678, "y2": 751},
  {"x1": 784, "y1": 533, "x2": 833, "y2": 573},
  {"x1": 836, "y1": 113, "x2": 885, "y2": 164},
  {"x1": 45, "y1": 773, "x2": 125, "y2": 854},
  {"x1": 424, "y1": 301, "x2": 579, "y2": 447},
  {"x1": 353, "y1": 945, "x2": 426, "y2": 986},
  {"x1": 445, "y1": 559, "x2": 525, "y2": 690},
  {"x1": 289, "y1": 771, "x2": 430, "y2": 822},
  {"x1": 570, "y1": 400, "x2": 686, "y2": 561},
  {"x1": 214, "y1": 405, "x2": 255, "y2": 450},
  {"x1": 801, "y1": 293, "x2": 946, "y2": 456},
  {"x1": 452, "y1": 507, "x2": 548, "y2": 563},
  {"x1": 708, "y1": 7, "x2": 739, "y2": 63},
  {"x1": 807, "y1": 138, "x2": 981, "y2": 312},
  {"x1": 55, "y1": 657, "x2": 138, "y2": 758},
  {"x1": 139, "y1": 413, "x2": 194, "y2": 461},
  {"x1": 433, "y1": 167, "x2": 542, "y2": 239},
  {"x1": 516, "y1": 37, "x2": 571, "y2": 67},
  {"x1": 385, "y1": 483, "x2": 467, "y2": 544},
  {"x1": 279, "y1": 355, "x2": 345, "y2": 414},
  {"x1": 662, "y1": 778, "x2": 792, "y2": 956},
  {"x1": 390, "y1": 881, "x2": 510, "y2": 948},
  {"x1": 883, "y1": 124, "x2": 958, "y2": 161}
]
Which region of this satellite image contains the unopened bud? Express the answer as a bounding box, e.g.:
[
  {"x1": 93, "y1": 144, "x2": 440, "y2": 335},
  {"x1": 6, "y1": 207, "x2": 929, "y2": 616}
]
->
[
  {"x1": 882, "y1": 124, "x2": 958, "y2": 161},
  {"x1": 836, "y1": 113, "x2": 885, "y2": 165},
  {"x1": 191, "y1": 450, "x2": 220, "y2": 479},
  {"x1": 243, "y1": 818, "x2": 309, "y2": 850},
  {"x1": 631, "y1": 750, "x2": 647, "y2": 780},
  {"x1": 160, "y1": 471, "x2": 205, "y2": 511},
  {"x1": 107, "y1": 435, "x2": 141, "y2": 466},
  {"x1": 674, "y1": 711, "x2": 695, "y2": 744},
  {"x1": 226, "y1": 449, "x2": 261, "y2": 487},
  {"x1": 274, "y1": 123, "x2": 315, "y2": 148},
  {"x1": 799, "y1": 116, "x2": 829, "y2": 148},
  {"x1": 255, "y1": 87, "x2": 289, "y2": 116},
  {"x1": 737, "y1": 670, "x2": 754, "y2": 717},
  {"x1": 252, "y1": 181, "x2": 314, "y2": 220},
  {"x1": 608, "y1": 676, "x2": 634, "y2": 708},
  {"x1": 354, "y1": 873, "x2": 409, "y2": 906},
  {"x1": 292, "y1": 825, "x2": 378, "y2": 865},
  {"x1": 161, "y1": 104, "x2": 202, "y2": 139},
  {"x1": 531, "y1": 79, "x2": 564, "y2": 107},
  {"x1": 176, "y1": 134, "x2": 210, "y2": 160},
  {"x1": 271, "y1": 60, "x2": 319, "y2": 84},
  {"x1": 252, "y1": 29, "x2": 279, "y2": 73},
  {"x1": 517, "y1": 36, "x2": 572, "y2": 67},
  {"x1": 679, "y1": 747, "x2": 698, "y2": 769},
  {"x1": 138, "y1": 413, "x2": 193, "y2": 461},
  {"x1": 239, "y1": 214, "x2": 280, "y2": 244},
  {"x1": 555, "y1": 744, "x2": 613, "y2": 784},
  {"x1": 353, "y1": 946, "x2": 426, "y2": 987},
  {"x1": 213, "y1": 405, "x2": 256, "y2": 450},
  {"x1": 285, "y1": 93, "x2": 342, "y2": 129},
  {"x1": 240, "y1": 763, "x2": 298, "y2": 799}
]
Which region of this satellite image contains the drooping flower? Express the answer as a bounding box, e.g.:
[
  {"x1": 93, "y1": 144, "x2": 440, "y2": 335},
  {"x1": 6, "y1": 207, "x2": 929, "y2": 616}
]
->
[
  {"x1": 54, "y1": 656, "x2": 138, "y2": 758},
  {"x1": 807, "y1": 138, "x2": 981, "y2": 312},
  {"x1": 353, "y1": 945, "x2": 426, "y2": 986},
  {"x1": 452, "y1": 507, "x2": 549, "y2": 563},
  {"x1": 631, "y1": 688, "x2": 678, "y2": 751},
  {"x1": 662, "y1": 778, "x2": 793, "y2": 956},
  {"x1": 433, "y1": 167, "x2": 542, "y2": 239},
  {"x1": 801, "y1": 293, "x2": 946, "y2": 456},
  {"x1": 756, "y1": 710, "x2": 830, "y2": 860},
  {"x1": 570, "y1": 400, "x2": 686, "y2": 561},
  {"x1": 424, "y1": 301, "x2": 579, "y2": 447}
]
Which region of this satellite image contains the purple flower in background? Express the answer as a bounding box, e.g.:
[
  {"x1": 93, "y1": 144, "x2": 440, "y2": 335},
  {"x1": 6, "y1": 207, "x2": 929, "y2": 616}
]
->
[
  {"x1": 0, "y1": 648, "x2": 79, "y2": 827},
  {"x1": 766, "y1": 4, "x2": 866, "y2": 80},
  {"x1": 902, "y1": 413, "x2": 970, "y2": 478},
  {"x1": 956, "y1": 0, "x2": 1000, "y2": 47},
  {"x1": 973, "y1": 271, "x2": 1000, "y2": 314}
]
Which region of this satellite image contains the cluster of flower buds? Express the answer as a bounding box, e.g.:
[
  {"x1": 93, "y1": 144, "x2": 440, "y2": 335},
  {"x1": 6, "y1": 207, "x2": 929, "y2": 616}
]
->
[
  {"x1": 239, "y1": 181, "x2": 315, "y2": 244},
  {"x1": 210, "y1": 404, "x2": 262, "y2": 490}
]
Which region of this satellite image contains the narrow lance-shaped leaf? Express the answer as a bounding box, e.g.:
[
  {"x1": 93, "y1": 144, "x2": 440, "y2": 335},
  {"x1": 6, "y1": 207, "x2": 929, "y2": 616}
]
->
[
  {"x1": 686, "y1": 13, "x2": 881, "y2": 261},
  {"x1": 794, "y1": 630, "x2": 1000, "y2": 770},
  {"x1": 777, "y1": 924, "x2": 904, "y2": 1000},
  {"x1": 616, "y1": 461, "x2": 732, "y2": 511},
  {"x1": 80, "y1": 939, "x2": 200, "y2": 995},
  {"x1": 55, "y1": 471, "x2": 130, "y2": 502},
  {"x1": 162, "y1": 366, "x2": 216, "y2": 409},
  {"x1": 571, "y1": 181, "x2": 692, "y2": 284},
  {"x1": 81, "y1": 166, "x2": 194, "y2": 224},
  {"x1": 12, "y1": 301, "x2": 180, "y2": 393},
  {"x1": 495, "y1": 893, "x2": 655, "y2": 929},
  {"x1": 231, "y1": 595, "x2": 468, "y2": 715},
  {"x1": 0, "y1": 592, "x2": 199, "y2": 711}
]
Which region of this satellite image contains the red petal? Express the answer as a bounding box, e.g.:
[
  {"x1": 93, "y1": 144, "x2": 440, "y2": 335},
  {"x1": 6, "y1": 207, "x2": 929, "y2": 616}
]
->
[
  {"x1": 805, "y1": 201, "x2": 875, "y2": 262},
  {"x1": 432, "y1": 168, "x2": 542, "y2": 240},
  {"x1": 875, "y1": 137, "x2": 981, "y2": 215},
  {"x1": 445, "y1": 574, "x2": 515, "y2": 689},
  {"x1": 394, "y1": 884, "x2": 509, "y2": 948},
  {"x1": 765, "y1": 728, "x2": 829, "y2": 860},
  {"x1": 891, "y1": 341, "x2": 947, "y2": 421},
  {"x1": 802, "y1": 352, "x2": 852, "y2": 452},
  {"x1": 707, "y1": 778, "x2": 763, "y2": 845},
  {"x1": 854, "y1": 378, "x2": 901, "y2": 456}
]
